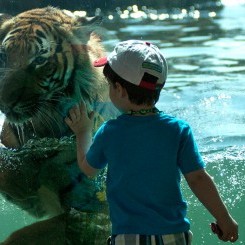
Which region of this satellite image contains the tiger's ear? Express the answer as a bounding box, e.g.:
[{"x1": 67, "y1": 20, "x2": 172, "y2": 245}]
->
[
  {"x1": 75, "y1": 16, "x2": 103, "y2": 27},
  {"x1": 71, "y1": 16, "x2": 103, "y2": 44},
  {"x1": 0, "y1": 13, "x2": 12, "y2": 25},
  {"x1": 0, "y1": 14, "x2": 14, "y2": 41}
]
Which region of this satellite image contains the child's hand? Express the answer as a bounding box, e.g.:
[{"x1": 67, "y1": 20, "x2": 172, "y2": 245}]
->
[
  {"x1": 215, "y1": 216, "x2": 238, "y2": 242},
  {"x1": 65, "y1": 100, "x2": 94, "y2": 136}
]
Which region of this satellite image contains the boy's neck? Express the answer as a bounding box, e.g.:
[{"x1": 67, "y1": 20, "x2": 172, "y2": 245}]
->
[{"x1": 124, "y1": 104, "x2": 160, "y2": 116}]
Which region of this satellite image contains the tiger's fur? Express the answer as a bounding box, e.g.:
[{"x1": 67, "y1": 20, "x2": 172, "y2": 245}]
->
[
  {"x1": 0, "y1": 6, "x2": 108, "y2": 146},
  {"x1": 0, "y1": 6, "x2": 111, "y2": 244}
]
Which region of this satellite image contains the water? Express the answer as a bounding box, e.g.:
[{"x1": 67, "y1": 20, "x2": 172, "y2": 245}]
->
[{"x1": 0, "y1": 2, "x2": 244, "y2": 244}]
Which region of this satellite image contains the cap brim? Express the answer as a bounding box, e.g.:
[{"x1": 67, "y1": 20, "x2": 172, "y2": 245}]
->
[{"x1": 93, "y1": 57, "x2": 108, "y2": 67}]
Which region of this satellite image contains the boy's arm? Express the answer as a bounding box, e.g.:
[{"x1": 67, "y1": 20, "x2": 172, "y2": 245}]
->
[
  {"x1": 75, "y1": 131, "x2": 99, "y2": 177},
  {"x1": 184, "y1": 169, "x2": 238, "y2": 242},
  {"x1": 65, "y1": 101, "x2": 100, "y2": 177}
]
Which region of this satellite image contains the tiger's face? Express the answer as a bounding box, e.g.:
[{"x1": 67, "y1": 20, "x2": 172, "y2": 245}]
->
[
  {"x1": 0, "y1": 7, "x2": 106, "y2": 143},
  {"x1": 0, "y1": 23, "x2": 60, "y2": 122}
]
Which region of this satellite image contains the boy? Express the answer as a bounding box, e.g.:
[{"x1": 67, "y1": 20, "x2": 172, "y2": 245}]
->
[{"x1": 65, "y1": 40, "x2": 238, "y2": 244}]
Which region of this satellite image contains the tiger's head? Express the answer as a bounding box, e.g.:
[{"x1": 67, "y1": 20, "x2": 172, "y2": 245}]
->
[{"x1": 0, "y1": 7, "x2": 108, "y2": 145}]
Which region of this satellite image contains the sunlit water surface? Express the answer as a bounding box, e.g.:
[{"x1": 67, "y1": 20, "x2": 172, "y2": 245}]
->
[{"x1": 0, "y1": 3, "x2": 244, "y2": 244}]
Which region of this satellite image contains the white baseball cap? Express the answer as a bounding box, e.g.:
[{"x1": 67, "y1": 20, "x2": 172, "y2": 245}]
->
[{"x1": 93, "y1": 40, "x2": 168, "y2": 90}]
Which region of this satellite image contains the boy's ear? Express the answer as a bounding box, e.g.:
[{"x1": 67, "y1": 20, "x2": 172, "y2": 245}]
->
[{"x1": 115, "y1": 82, "x2": 127, "y2": 98}]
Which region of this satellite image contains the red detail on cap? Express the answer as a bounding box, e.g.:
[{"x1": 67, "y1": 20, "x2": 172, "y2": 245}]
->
[
  {"x1": 139, "y1": 80, "x2": 156, "y2": 90},
  {"x1": 93, "y1": 57, "x2": 108, "y2": 67},
  {"x1": 145, "y1": 42, "x2": 151, "y2": 46}
]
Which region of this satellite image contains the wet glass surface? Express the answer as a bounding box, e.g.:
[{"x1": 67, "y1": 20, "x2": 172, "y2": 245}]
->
[{"x1": 0, "y1": 1, "x2": 244, "y2": 244}]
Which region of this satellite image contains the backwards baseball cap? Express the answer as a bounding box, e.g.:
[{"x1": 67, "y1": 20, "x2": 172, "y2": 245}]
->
[{"x1": 93, "y1": 40, "x2": 168, "y2": 90}]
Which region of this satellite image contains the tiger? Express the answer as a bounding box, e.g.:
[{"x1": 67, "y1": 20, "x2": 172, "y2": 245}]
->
[{"x1": 0, "y1": 6, "x2": 112, "y2": 245}]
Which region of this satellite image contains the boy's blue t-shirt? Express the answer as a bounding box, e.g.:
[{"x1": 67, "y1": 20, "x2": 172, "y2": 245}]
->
[{"x1": 86, "y1": 112, "x2": 205, "y2": 235}]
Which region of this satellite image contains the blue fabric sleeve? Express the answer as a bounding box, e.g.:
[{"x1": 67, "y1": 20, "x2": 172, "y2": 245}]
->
[
  {"x1": 86, "y1": 123, "x2": 107, "y2": 169},
  {"x1": 177, "y1": 124, "x2": 205, "y2": 174}
]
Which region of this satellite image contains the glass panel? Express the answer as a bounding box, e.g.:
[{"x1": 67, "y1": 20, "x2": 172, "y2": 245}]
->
[{"x1": 0, "y1": 0, "x2": 244, "y2": 244}]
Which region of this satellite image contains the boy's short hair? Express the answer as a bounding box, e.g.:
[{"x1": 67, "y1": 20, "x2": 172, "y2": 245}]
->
[
  {"x1": 103, "y1": 63, "x2": 161, "y2": 105},
  {"x1": 93, "y1": 40, "x2": 168, "y2": 105}
]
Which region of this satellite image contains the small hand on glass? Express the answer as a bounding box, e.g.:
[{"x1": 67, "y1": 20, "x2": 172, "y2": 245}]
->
[{"x1": 65, "y1": 100, "x2": 94, "y2": 135}]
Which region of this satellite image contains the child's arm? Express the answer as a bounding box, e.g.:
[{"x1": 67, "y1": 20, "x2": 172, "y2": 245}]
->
[
  {"x1": 184, "y1": 169, "x2": 238, "y2": 242},
  {"x1": 65, "y1": 102, "x2": 99, "y2": 177}
]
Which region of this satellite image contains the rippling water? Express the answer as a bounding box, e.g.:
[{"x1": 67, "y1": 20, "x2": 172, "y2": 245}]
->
[{"x1": 0, "y1": 2, "x2": 244, "y2": 244}]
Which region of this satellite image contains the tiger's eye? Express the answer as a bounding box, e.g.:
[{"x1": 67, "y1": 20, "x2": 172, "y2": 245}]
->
[{"x1": 34, "y1": 56, "x2": 47, "y2": 65}]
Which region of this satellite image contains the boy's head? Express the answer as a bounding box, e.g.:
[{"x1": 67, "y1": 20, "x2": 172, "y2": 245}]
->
[{"x1": 94, "y1": 40, "x2": 168, "y2": 105}]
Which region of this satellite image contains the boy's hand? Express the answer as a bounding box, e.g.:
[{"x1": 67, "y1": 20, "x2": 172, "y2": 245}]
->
[
  {"x1": 65, "y1": 101, "x2": 94, "y2": 136},
  {"x1": 216, "y1": 216, "x2": 238, "y2": 242}
]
